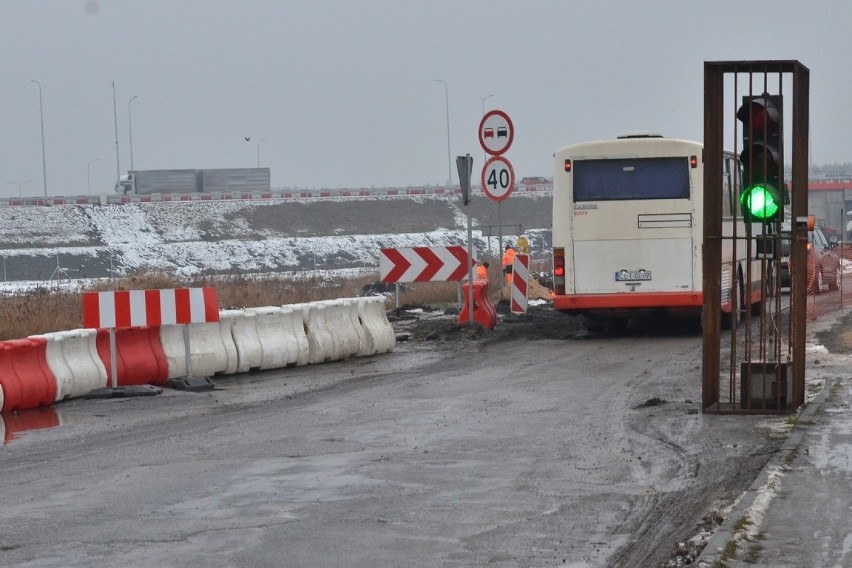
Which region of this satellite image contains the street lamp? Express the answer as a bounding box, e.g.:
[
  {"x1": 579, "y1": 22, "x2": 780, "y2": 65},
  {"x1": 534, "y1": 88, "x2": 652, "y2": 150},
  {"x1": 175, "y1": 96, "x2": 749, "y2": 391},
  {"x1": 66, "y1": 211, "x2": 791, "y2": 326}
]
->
[
  {"x1": 31, "y1": 80, "x2": 47, "y2": 197},
  {"x1": 128, "y1": 95, "x2": 138, "y2": 170},
  {"x1": 88, "y1": 159, "x2": 101, "y2": 195},
  {"x1": 6, "y1": 180, "x2": 32, "y2": 198},
  {"x1": 257, "y1": 138, "x2": 266, "y2": 167},
  {"x1": 432, "y1": 79, "x2": 451, "y2": 186}
]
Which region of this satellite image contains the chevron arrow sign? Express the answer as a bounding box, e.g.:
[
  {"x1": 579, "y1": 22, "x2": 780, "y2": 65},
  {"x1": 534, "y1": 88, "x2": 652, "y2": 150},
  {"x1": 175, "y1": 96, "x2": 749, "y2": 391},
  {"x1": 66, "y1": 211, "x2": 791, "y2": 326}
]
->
[{"x1": 379, "y1": 246, "x2": 475, "y2": 283}]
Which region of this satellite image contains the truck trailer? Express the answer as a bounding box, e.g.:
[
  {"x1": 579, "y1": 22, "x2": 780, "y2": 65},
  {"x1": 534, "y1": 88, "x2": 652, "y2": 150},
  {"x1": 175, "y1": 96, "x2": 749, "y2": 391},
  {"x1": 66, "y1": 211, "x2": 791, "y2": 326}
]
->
[{"x1": 115, "y1": 168, "x2": 271, "y2": 195}]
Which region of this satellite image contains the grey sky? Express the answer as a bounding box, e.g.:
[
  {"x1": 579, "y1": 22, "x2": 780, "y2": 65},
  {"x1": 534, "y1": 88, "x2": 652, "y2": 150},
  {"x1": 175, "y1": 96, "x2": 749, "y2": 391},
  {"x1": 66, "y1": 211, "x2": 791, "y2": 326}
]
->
[{"x1": 1, "y1": 0, "x2": 849, "y2": 197}]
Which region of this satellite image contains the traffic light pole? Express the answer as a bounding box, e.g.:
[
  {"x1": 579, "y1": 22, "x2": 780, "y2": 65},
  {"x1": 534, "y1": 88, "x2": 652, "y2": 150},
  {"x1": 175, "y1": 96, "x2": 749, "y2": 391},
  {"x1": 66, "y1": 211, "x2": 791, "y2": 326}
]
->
[{"x1": 702, "y1": 60, "x2": 810, "y2": 414}]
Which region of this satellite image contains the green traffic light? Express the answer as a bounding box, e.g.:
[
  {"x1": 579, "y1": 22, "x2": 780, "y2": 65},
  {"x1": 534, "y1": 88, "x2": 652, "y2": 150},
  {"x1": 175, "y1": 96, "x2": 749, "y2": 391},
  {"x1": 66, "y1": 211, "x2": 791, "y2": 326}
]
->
[{"x1": 740, "y1": 183, "x2": 780, "y2": 221}]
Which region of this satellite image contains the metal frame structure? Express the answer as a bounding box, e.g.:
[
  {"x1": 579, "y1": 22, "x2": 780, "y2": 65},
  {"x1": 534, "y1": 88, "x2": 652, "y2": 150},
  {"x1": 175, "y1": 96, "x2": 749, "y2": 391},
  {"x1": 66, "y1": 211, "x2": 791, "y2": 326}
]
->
[{"x1": 702, "y1": 60, "x2": 809, "y2": 414}]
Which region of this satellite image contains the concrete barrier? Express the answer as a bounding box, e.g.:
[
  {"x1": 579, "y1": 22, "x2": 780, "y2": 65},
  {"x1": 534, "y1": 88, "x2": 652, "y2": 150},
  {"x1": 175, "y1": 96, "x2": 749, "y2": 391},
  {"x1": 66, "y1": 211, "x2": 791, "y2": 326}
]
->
[
  {"x1": 0, "y1": 339, "x2": 57, "y2": 413},
  {"x1": 298, "y1": 302, "x2": 335, "y2": 364},
  {"x1": 357, "y1": 296, "x2": 396, "y2": 355},
  {"x1": 344, "y1": 298, "x2": 369, "y2": 357},
  {"x1": 247, "y1": 306, "x2": 290, "y2": 370},
  {"x1": 161, "y1": 321, "x2": 235, "y2": 378},
  {"x1": 282, "y1": 305, "x2": 310, "y2": 366},
  {"x1": 221, "y1": 309, "x2": 263, "y2": 373},
  {"x1": 323, "y1": 299, "x2": 360, "y2": 360}
]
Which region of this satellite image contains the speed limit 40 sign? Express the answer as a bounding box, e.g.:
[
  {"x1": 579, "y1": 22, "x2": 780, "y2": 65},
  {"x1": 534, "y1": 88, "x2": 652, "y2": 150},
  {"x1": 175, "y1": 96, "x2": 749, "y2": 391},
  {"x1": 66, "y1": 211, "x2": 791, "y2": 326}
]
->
[{"x1": 481, "y1": 155, "x2": 515, "y2": 202}]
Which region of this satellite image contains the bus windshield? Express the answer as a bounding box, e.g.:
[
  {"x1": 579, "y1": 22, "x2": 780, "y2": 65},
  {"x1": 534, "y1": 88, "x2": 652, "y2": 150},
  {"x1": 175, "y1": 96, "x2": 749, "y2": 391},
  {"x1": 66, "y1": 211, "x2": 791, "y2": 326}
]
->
[{"x1": 573, "y1": 156, "x2": 690, "y2": 201}]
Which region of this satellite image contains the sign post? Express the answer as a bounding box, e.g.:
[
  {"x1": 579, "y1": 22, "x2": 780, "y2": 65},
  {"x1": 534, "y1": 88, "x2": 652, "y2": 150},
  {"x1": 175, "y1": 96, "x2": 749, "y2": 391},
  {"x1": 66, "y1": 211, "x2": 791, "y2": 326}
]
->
[
  {"x1": 457, "y1": 154, "x2": 474, "y2": 324},
  {"x1": 478, "y1": 110, "x2": 515, "y2": 252}
]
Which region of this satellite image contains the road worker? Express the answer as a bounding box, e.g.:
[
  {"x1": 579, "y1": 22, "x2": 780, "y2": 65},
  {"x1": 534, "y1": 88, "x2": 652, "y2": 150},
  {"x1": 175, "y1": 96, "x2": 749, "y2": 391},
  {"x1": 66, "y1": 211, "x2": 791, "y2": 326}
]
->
[
  {"x1": 476, "y1": 261, "x2": 489, "y2": 281},
  {"x1": 502, "y1": 243, "x2": 515, "y2": 284}
]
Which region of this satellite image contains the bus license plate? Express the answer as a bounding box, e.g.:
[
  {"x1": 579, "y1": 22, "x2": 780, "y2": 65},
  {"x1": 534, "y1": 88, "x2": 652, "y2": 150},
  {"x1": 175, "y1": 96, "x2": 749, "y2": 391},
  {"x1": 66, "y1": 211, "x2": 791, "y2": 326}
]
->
[{"x1": 615, "y1": 270, "x2": 652, "y2": 282}]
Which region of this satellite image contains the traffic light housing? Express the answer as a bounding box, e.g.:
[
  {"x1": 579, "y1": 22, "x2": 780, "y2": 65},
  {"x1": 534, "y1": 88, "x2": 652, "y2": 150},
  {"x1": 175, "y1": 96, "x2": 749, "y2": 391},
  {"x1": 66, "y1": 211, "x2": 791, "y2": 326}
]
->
[{"x1": 737, "y1": 94, "x2": 784, "y2": 223}]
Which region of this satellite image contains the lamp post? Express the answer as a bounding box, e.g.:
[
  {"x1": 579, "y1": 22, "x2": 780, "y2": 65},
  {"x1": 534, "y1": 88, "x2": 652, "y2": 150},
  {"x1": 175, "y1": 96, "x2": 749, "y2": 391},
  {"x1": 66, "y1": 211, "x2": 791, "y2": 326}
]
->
[
  {"x1": 6, "y1": 180, "x2": 32, "y2": 198},
  {"x1": 30, "y1": 80, "x2": 47, "y2": 197},
  {"x1": 257, "y1": 138, "x2": 266, "y2": 167},
  {"x1": 128, "y1": 95, "x2": 138, "y2": 170},
  {"x1": 112, "y1": 82, "x2": 120, "y2": 184},
  {"x1": 432, "y1": 79, "x2": 451, "y2": 186},
  {"x1": 88, "y1": 159, "x2": 101, "y2": 195}
]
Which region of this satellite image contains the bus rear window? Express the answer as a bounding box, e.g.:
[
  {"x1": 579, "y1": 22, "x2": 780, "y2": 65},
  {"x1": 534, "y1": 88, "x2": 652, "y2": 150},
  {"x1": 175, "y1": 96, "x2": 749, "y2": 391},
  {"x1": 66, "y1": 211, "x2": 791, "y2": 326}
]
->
[{"x1": 573, "y1": 157, "x2": 690, "y2": 201}]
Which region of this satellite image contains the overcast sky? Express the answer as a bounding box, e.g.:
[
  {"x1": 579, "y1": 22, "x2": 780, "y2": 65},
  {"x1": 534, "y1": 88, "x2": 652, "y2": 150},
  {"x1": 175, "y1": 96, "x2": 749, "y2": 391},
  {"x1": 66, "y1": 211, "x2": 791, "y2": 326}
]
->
[{"x1": 1, "y1": 0, "x2": 849, "y2": 197}]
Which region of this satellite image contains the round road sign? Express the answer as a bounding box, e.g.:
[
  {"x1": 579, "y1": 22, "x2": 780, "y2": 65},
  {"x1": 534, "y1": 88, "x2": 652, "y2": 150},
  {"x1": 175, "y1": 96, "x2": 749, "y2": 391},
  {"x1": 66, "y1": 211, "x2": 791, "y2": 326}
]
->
[
  {"x1": 478, "y1": 110, "x2": 514, "y2": 156},
  {"x1": 481, "y1": 156, "x2": 515, "y2": 202}
]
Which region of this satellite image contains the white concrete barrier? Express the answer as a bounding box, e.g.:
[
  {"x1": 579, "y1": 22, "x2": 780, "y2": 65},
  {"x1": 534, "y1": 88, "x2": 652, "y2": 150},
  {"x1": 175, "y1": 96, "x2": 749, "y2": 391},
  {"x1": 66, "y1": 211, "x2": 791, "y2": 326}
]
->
[
  {"x1": 161, "y1": 321, "x2": 234, "y2": 378},
  {"x1": 357, "y1": 296, "x2": 396, "y2": 355},
  {"x1": 32, "y1": 329, "x2": 107, "y2": 400},
  {"x1": 298, "y1": 302, "x2": 336, "y2": 364},
  {"x1": 222, "y1": 309, "x2": 263, "y2": 373},
  {"x1": 216, "y1": 317, "x2": 239, "y2": 376},
  {"x1": 344, "y1": 298, "x2": 369, "y2": 357},
  {"x1": 323, "y1": 299, "x2": 360, "y2": 360},
  {"x1": 247, "y1": 306, "x2": 290, "y2": 370},
  {"x1": 281, "y1": 306, "x2": 309, "y2": 366}
]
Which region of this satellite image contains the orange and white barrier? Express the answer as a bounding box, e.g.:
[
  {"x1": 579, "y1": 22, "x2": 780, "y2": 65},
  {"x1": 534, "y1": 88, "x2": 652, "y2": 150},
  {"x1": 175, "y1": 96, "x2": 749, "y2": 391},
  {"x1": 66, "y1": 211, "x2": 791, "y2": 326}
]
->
[
  {"x1": 31, "y1": 329, "x2": 106, "y2": 401},
  {"x1": 0, "y1": 294, "x2": 396, "y2": 412}
]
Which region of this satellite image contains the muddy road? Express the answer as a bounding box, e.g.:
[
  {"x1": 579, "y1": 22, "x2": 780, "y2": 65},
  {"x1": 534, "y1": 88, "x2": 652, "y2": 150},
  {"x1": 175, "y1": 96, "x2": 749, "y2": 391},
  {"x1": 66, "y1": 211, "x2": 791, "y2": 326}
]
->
[{"x1": 0, "y1": 306, "x2": 788, "y2": 567}]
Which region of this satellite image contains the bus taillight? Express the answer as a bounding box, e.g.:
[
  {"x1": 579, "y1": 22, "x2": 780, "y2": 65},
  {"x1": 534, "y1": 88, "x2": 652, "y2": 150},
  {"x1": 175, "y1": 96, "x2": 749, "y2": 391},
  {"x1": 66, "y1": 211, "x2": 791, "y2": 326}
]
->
[
  {"x1": 690, "y1": 155, "x2": 698, "y2": 168},
  {"x1": 553, "y1": 247, "x2": 566, "y2": 295},
  {"x1": 564, "y1": 159, "x2": 572, "y2": 172}
]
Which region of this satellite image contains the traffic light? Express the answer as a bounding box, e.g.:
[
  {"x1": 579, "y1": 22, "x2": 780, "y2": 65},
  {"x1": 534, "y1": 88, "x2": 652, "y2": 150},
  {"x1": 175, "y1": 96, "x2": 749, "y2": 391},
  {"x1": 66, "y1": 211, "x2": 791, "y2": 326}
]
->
[{"x1": 736, "y1": 94, "x2": 784, "y2": 223}]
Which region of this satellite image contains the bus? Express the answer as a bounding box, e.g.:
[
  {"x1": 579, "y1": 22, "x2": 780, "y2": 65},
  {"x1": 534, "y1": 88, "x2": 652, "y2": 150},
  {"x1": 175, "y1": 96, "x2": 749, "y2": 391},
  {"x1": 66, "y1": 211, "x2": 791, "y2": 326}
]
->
[{"x1": 551, "y1": 133, "x2": 762, "y2": 332}]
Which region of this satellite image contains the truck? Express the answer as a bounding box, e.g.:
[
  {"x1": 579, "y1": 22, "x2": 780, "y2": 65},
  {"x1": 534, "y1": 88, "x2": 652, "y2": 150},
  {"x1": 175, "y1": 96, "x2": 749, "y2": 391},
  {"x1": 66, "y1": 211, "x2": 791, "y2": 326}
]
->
[{"x1": 115, "y1": 168, "x2": 271, "y2": 195}]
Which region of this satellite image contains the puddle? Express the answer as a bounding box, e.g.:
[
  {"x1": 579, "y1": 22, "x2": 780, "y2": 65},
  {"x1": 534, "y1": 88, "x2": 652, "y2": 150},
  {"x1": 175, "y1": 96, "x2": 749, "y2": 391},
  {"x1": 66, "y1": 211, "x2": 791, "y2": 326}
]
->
[{"x1": 1, "y1": 408, "x2": 98, "y2": 444}]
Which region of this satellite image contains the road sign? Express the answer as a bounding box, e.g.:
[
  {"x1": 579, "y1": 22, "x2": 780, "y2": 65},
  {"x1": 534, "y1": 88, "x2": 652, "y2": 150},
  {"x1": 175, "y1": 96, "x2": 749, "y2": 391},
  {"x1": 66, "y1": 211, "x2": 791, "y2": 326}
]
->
[
  {"x1": 478, "y1": 110, "x2": 514, "y2": 156},
  {"x1": 481, "y1": 156, "x2": 515, "y2": 202},
  {"x1": 456, "y1": 154, "x2": 474, "y2": 205},
  {"x1": 379, "y1": 246, "x2": 475, "y2": 283}
]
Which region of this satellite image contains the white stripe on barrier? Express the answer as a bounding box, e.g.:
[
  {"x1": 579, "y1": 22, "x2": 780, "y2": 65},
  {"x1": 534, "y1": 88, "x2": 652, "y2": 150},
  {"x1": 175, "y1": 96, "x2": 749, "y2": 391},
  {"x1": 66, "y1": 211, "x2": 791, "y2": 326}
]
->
[
  {"x1": 159, "y1": 324, "x2": 186, "y2": 379},
  {"x1": 31, "y1": 332, "x2": 73, "y2": 402},
  {"x1": 160, "y1": 291, "x2": 177, "y2": 325},
  {"x1": 161, "y1": 322, "x2": 234, "y2": 379}
]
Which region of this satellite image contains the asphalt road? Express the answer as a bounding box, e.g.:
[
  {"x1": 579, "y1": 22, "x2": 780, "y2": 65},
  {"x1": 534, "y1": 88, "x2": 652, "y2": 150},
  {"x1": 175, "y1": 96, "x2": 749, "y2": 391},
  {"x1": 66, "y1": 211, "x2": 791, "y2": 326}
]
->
[{"x1": 0, "y1": 315, "x2": 793, "y2": 567}]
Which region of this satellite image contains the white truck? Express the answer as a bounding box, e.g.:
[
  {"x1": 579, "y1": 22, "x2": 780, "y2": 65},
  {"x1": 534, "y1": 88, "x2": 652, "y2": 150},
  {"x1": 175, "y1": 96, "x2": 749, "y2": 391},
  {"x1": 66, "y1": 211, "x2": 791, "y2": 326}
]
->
[{"x1": 115, "y1": 168, "x2": 271, "y2": 195}]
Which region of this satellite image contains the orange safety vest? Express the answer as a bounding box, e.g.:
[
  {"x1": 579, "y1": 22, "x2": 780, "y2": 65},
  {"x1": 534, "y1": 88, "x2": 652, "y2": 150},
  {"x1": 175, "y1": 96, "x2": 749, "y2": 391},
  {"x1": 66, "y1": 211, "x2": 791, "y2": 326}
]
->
[
  {"x1": 502, "y1": 248, "x2": 515, "y2": 271},
  {"x1": 476, "y1": 265, "x2": 488, "y2": 280}
]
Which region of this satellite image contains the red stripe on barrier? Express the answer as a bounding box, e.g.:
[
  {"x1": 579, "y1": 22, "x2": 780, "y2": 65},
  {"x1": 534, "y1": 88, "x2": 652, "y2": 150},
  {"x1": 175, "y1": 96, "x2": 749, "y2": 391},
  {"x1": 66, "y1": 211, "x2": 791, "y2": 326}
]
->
[
  {"x1": 82, "y1": 292, "x2": 100, "y2": 328},
  {"x1": 175, "y1": 288, "x2": 191, "y2": 324},
  {"x1": 145, "y1": 289, "x2": 162, "y2": 327},
  {"x1": 203, "y1": 288, "x2": 220, "y2": 322},
  {"x1": 114, "y1": 290, "x2": 132, "y2": 328},
  {"x1": 0, "y1": 339, "x2": 57, "y2": 413}
]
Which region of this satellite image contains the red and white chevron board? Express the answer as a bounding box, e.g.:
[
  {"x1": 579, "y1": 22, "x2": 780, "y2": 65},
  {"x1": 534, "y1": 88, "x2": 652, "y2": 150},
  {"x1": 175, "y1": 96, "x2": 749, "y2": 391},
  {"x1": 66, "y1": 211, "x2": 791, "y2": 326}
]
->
[
  {"x1": 379, "y1": 246, "x2": 475, "y2": 283},
  {"x1": 82, "y1": 287, "x2": 220, "y2": 329},
  {"x1": 511, "y1": 254, "x2": 530, "y2": 314}
]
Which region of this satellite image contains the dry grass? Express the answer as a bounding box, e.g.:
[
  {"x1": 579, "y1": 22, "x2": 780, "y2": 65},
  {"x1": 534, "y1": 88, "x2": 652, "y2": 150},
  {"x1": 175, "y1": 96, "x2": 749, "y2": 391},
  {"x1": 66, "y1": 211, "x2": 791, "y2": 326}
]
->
[{"x1": 0, "y1": 270, "x2": 465, "y2": 341}]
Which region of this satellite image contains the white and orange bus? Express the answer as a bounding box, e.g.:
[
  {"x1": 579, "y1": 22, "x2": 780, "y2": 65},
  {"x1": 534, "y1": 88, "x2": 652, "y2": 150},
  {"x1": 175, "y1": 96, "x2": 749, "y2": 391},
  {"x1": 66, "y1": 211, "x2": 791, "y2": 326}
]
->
[{"x1": 551, "y1": 133, "x2": 762, "y2": 332}]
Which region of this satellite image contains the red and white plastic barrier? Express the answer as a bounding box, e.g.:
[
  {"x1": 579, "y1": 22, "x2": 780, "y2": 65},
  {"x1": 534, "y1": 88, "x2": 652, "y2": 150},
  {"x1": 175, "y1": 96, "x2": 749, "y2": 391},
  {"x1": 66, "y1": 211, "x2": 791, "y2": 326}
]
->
[
  {"x1": 511, "y1": 254, "x2": 530, "y2": 314},
  {"x1": 82, "y1": 287, "x2": 220, "y2": 328},
  {"x1": 0, "y1": 295, "x2": 396, "y2": 412}
]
